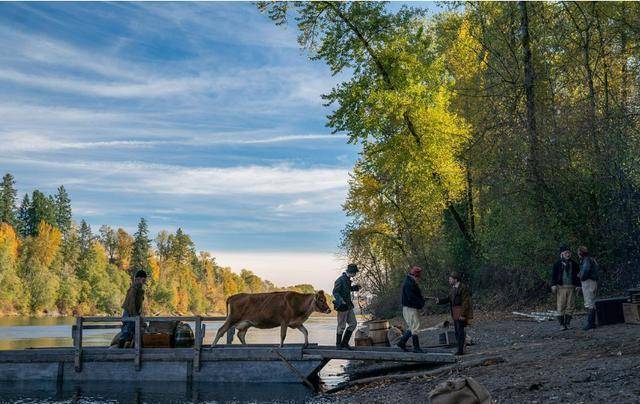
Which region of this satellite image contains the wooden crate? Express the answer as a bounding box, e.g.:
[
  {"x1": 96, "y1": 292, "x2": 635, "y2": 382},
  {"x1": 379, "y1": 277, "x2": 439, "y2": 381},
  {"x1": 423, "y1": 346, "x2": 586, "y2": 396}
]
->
[
  {"x1": 368, "y1": 329, "x2": 389, "y2": 345},
  {"x1": 142, "y1": 332, "x2": 172, "y2": 348},
  {"x1": 366, "y1": 320, "x2": 389, "y2": 331},
  {"x1": 623, "y1": 303, "x2": 640, "y2": 324},
  {"x1": 355, "y1": 337, "x2": 372, "y2": 347}
]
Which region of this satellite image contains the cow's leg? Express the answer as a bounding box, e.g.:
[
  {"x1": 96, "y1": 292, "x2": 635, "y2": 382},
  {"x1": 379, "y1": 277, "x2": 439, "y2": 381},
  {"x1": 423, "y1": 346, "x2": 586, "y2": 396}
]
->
[
  {"x1": 279, "y1": 323, "x2": 288, "y2": 347},
  {"x1": 212, "y1": 320, "x2": 235, "y2": 346},
  {"x1": 237, "y1": 327, "x2": 249, "y2": 345},
  {"x1": 296, "y1": 325, "x2": 309, "y2": 348}
]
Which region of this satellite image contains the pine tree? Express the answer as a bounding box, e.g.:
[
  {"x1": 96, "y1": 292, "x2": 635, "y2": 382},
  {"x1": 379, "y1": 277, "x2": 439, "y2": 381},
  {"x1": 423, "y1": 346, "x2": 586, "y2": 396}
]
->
[
  {"x1": 54, "y1": 185, "x2": 72, "y2": 236},
  {"x1": 131, "y1": 217, "x2": 151, "y2": 274},
  {"x1": 78, "y1": 220, "x2": 93, "y2": 256},
  {"x1": 0, "y1": 173, "x2": 17, "y2": 226},
  {"x1": 29, "y1": 190, "x2": 56, "y2": 235},
  {"x1": 17, "y1": 194, "x2": 31, "y2": 238}
]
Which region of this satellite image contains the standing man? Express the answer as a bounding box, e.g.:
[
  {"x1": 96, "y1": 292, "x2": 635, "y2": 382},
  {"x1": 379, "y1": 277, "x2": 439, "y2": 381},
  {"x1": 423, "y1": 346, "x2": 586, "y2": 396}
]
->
[
  {"x1": 436, "y1": 273, "x2": 473, "y2": 356},
  {"x1": 396, "y1": 266, "x2": 426, "y2": 353},
  {"x1": 578, "y1": 246, "x2": 599, "y2": 330},
  {"x1": 333, "y1": 264, "x2": 360, "y2": 350},
  {"x1": 118, "y1": 270, "x2": 147, "y2": 348},
  {"x1": 551, "y1": 245, "x2": 580, "y2": 330}
]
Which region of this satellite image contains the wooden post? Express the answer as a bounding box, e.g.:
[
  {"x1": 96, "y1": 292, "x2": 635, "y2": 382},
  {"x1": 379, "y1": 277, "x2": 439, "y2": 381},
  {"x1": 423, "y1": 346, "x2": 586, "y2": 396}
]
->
[
  {"x1": 134, "y1": 316, "x2": 141, "y2": 371},
  {"x1": 194, "y1": 316, "x2": 202, "y2": 372},
  {"x1": 74, "y1": 317, "x2": 83, "y2": 372}
]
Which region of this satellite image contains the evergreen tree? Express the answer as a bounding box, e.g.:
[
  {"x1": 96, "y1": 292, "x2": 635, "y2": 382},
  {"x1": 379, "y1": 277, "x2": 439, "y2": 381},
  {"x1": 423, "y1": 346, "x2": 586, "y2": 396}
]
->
[
  {"x1": 131, "y1": 217, "x2": 151, "y2": 274},
  {"x1": 29, "y1": 190, "x2": 56, "y2": 235},
  {"x1": 0, "y1": 173, "x2": 17, "y2": 226},
  {"x1": 54, "y1": 186, "x2": 72, "y2": 236},
  {"x1": 78, "y1": 220, "x2": 93, "y2": 256},
  {"x1": 17, "y1": 194, "x2": 31, "y2": 238}
]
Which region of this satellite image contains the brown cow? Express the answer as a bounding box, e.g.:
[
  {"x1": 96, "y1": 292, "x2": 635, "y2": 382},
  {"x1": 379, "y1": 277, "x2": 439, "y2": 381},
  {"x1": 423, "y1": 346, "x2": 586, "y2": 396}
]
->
[{"x1": 212, "y1": 290, "x2": 331, "y2": 347}]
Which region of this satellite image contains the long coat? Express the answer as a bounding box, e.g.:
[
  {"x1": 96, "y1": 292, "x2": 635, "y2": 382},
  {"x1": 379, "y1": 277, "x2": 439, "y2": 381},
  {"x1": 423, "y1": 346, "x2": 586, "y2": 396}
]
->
[{"x1": 439, "y1": 283, "x2": 473, "y2": 323}]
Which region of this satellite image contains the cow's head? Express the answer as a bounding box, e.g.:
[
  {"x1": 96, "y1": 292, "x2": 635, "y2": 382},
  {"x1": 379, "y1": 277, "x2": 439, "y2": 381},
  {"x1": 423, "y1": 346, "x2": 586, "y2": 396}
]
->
[{"x1": 314, "y1": 290, "x2": 331, "y2": 314}]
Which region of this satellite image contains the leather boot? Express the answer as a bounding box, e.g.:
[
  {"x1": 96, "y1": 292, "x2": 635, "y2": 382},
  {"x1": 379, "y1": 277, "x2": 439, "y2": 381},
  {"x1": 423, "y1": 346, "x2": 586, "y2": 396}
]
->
[
  {"x1": 336, "y1": 333, "x2": 343, "y2": 349},
  {"x1": 583, "y1": 309, "x2": 596, "y2": 330},
  {"x1": 412, "y1": 335, "x2": 423, "y2": 353},
  {"x1": 557, "y1": 315, "x2": 565, "y2": 331},
  {"x1": 340, "y1": 329, "x2": 354, "y2": 350},
  {"x1": 565, "y1": 315, "x2": 572, "y2": 329},
  {"x1": 396, "y1": 330, "x2": 412, "y2": 352}
]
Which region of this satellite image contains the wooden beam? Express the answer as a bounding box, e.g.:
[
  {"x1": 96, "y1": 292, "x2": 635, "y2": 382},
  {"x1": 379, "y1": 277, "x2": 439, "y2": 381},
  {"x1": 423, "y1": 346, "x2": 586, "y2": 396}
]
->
[
  {"x1": 134, "y1": 316, "x2": 141, "y2": 371},
  {"x1": 74, "y1": 317, "x2": 82, "y2": 372},
  {"x1": 194, "y1": 317, "x2": 202, "y2": 372},
  {"x1": 271, "y1": 348, "x2": 317, "y2": 391},
  {"x1": 301, "y1": 348, "x2": 456, "y2": 363}
]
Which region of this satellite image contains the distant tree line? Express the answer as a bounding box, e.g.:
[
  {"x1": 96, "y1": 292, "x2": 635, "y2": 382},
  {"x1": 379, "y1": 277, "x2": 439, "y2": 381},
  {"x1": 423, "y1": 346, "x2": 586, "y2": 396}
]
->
[
  {"x1": 0, "y1": 173, "x2": 313, "y2": 316},
  {"x1": 260, "y1": 2, "x2": 640, "y2": 316}
]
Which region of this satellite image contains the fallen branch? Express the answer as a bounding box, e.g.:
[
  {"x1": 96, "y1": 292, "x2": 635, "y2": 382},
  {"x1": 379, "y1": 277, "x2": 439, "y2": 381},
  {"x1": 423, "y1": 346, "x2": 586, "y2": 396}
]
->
[{"x1": 323, "y1": 356, "x2": 505, "y2": 395}]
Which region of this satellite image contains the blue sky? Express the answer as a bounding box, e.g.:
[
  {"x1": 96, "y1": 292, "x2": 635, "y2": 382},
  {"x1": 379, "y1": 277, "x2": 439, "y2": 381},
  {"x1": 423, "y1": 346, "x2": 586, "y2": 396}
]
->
[{"x1": 0, "y1": 2, "x2": 436, "y2": 291}]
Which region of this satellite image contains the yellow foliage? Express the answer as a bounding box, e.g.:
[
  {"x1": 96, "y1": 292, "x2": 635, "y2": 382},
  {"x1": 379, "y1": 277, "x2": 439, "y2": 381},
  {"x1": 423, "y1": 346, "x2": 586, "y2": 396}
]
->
[
  {"x1": 34, "y1": 221, "x2": 62, "y2": 267},
  {"x1": 0, "y1": 223, "x2": 19, "y2": 262}
]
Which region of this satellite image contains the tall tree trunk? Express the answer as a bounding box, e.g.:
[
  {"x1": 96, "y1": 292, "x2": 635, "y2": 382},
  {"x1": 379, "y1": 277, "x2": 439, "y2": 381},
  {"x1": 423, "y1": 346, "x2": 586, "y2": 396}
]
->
[{"x1": 518, "y1": 2, "x2": 546, "y2": 204}]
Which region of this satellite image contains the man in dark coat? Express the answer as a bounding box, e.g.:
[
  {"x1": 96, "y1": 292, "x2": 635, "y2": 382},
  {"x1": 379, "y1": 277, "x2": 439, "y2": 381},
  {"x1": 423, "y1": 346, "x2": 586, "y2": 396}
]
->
[
  {"x1": 436, "y1": 272, "x2": 473, "y2": 356},
  {"x1": 551, "y1": 245, "x2": 581, "y2": 330},
  {"x1": 396, "y1": 266, "x2": 426, "y2": 353},
  {"x1": 118, "y1": 269, "x2": 147, "y2": 348},
  {"x1": 332, "y1": 264, "x2": 360, "y2": 349}
]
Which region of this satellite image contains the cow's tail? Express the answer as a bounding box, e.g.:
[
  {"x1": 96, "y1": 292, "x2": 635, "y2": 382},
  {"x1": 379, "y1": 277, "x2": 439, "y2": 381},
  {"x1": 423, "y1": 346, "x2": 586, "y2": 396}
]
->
[{"x1": 225, "y1": 296, "x2": 231, "y2": 319}]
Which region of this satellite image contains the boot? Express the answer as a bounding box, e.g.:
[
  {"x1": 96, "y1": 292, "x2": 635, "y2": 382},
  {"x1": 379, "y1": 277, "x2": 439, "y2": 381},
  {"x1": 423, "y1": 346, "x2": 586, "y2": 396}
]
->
[
  {"x1": 396, "y1": 330, "x2": 412, "y2": 352},
  {"x1": 565, "y1": 315, "x2": 572, "y2": 329},
  {"x1": 557, "y1": 315, "x2": 565, "y2": 331},
  {"x1": 340, "y1": 329, "x2": 354, "y2": 350},
  {"x1": 412, "y1": 335, "x2": 423, "y2": 353},
  {"x1": 336, "y1": 333, "x2": 343, "y2": 349},
  {"x1": 583, "y1": 309, "x2": 596, "y2": 331}
]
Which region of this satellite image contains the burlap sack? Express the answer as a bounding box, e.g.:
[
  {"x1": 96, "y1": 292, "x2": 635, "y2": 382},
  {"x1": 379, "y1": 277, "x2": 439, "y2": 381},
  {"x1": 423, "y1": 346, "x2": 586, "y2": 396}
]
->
[{"x1": 428, "y1": 376, "x2": 491, "y2": 404}]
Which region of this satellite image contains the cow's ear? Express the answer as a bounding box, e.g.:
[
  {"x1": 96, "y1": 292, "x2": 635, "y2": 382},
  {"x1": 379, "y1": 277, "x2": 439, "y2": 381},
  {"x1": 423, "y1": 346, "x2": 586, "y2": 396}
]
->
[{"x1": 317, "y1": 290, "x2": 324, "y2": 295}]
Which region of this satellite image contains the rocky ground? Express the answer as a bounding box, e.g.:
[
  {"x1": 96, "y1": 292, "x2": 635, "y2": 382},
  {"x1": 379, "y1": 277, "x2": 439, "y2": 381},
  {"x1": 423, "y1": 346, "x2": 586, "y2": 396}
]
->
[{"x1": 311, "y1": 312, "x2": 640, "y2": 403}]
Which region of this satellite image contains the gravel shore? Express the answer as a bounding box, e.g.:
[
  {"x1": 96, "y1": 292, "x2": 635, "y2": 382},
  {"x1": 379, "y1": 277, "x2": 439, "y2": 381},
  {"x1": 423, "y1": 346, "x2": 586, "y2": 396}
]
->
[{"x1": 312, "y1": 312, "x2": 640, "y2": 403}]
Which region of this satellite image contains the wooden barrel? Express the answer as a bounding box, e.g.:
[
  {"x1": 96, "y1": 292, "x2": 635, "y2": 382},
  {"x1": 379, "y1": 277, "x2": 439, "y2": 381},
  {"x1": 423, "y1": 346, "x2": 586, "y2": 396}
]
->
[
  {"x1": 366, "y1": 320, "x2": 389, "y2": 332},
  {"x1": 369, "y1": 329, "x2": 389, "y2": 345},
  {"x1": 174, "y1": 322, "x2": 194, "y2": 348}
]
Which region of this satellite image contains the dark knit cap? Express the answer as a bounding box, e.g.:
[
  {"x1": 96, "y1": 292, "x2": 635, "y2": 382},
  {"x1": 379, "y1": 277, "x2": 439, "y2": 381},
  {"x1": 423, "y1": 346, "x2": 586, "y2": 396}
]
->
[
  {"x1": 558, "y1": 244, "x2": 571, "y2": 254},
  {"x1": 134, "y1": 270, "x2": 148, "y2": 279},
  {"x1": 346, "y1": 264, "x2": 358, "y2": 274}
]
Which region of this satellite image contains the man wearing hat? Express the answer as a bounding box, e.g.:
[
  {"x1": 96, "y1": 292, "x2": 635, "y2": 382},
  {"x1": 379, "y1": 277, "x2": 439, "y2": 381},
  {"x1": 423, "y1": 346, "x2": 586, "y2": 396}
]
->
[
  {"x1": 396, "y1": 266, "x2": 426, "y2": 353},
  {"x1": 551, "y1": 245, "x2": 580, "y2": 330},
  {"x1": 118, "y1": 269, "x2": 148, "y2": 348},
  {"x1": 436, "y1": 272, "x2": 473, "y2": 356},
  {"x1": 333, "y1": 264, "x2": 361, "y2": 349}
]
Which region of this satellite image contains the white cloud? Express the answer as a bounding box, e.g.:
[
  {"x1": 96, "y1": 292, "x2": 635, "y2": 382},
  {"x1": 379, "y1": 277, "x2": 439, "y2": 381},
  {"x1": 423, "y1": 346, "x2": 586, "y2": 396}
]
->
[{"x1": 214, "y1": 250, "x2": 347, "y2": 293}]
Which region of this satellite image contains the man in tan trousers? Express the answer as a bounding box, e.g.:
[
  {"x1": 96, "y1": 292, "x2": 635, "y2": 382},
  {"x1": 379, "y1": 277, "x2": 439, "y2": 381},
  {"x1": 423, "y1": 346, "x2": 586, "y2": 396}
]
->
[{"x1": 550, "y1": 245, "x2": 581, "y2": 330}]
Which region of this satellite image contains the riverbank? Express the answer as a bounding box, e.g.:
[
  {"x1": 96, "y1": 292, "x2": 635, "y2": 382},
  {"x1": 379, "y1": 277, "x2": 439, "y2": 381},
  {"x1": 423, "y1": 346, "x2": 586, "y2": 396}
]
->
[{"x1": 313, "y1": 312, "x2": 640, "y2": 403}]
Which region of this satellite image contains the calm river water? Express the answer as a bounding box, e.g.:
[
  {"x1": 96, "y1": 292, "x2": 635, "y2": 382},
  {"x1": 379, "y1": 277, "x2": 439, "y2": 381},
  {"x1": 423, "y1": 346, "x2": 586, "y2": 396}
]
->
[{"x1": 0, "y1": 316, "x2": 352, "y2": 403}]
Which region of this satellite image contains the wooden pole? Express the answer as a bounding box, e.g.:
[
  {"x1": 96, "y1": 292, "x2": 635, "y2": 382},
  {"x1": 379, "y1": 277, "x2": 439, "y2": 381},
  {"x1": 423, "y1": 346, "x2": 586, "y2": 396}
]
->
[
  {"x1": 134, "y1": 316, "x2": 141, "y2": 371},
  {"x1": 194, "y1": 316, "x2": 202, "y2": 372},
  {"x1": 74, "y1": 317, "x2": 83, "y2": 372}
]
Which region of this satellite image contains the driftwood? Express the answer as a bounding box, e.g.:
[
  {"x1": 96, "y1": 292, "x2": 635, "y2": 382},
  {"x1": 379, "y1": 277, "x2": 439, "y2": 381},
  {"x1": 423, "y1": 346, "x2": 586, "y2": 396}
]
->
[{"x1": 323, "y1": 356, "x2": 505, "y2": 395}]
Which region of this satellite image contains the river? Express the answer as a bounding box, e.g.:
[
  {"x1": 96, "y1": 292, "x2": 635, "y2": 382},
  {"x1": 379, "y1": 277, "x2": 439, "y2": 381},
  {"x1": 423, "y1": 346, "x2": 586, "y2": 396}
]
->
[{"x1": 0, "y1": 316, "x2": 351, "y2": 403}]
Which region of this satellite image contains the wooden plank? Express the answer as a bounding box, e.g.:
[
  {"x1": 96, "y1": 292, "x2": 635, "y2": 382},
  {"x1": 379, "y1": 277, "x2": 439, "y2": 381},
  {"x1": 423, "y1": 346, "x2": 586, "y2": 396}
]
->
[
  {"x1": 72, "y1": 324, "x2": 121, "y2": 331},
  {"x1": 74, "y1": 317, "x2": 82, "y2": 372},
  {"x1": 271, "y1": 348, "x2": 317, "y2": 391},
  {"x1": 134, "y1": 316, "x2": 141, "y2": 371},
  {"x1": 309, "y1": 345, "x2": 447, "y2": 352},
  {"x1": 302, "y1": 348, "x2": 456, "y2": 363},
  {"x1": 194, "y1": 317, "x2": 202, "y2": 372}
]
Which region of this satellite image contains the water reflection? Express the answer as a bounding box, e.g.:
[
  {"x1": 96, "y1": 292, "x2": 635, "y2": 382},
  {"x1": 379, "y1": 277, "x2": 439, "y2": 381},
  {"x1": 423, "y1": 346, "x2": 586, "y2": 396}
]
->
[{"x1": 0, "y1": 380, "x2": 313, "y2": 403}]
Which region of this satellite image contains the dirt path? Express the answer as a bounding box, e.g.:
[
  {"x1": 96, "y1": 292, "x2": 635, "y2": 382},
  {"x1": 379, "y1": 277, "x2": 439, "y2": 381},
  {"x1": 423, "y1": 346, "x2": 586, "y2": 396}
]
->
[{"x1": 312, "y1": 312, "x2": 640, "y2": 403}]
